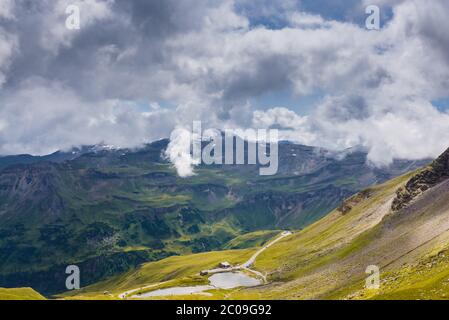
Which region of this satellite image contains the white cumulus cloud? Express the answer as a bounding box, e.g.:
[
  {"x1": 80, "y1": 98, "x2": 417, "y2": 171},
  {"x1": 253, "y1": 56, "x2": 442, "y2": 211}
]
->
[{"x1": 165, "y1": 127, "x2": 197, "y2": 178}]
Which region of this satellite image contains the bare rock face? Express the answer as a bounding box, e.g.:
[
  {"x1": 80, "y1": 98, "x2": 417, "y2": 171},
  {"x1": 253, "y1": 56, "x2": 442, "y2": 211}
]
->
[
  {"x1": 0, "y1": 163, "x2": 65, "y2": 217},
  {"x1": 392, "y1": 147, "x2": 449, "y2": 211}
]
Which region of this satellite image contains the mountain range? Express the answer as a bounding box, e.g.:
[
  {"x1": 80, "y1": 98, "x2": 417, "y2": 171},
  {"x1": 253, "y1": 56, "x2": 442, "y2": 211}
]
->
[{"x1": 0, "y1": 139, "x2": 430, "y2": 295}]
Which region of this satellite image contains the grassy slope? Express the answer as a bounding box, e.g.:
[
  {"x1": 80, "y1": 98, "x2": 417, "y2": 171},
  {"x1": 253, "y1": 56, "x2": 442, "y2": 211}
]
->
[{"x1": 0, "y1": 288, "x2": 46, "y2": 300}]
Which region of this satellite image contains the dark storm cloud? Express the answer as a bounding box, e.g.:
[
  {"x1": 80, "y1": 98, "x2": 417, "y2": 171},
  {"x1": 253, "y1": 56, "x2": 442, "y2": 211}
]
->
[
  {"x1": 0, "y1": 0, "x2": 392, "y2": 105},
  {"x1": 222, "y1": 55, "x2": 294, "y2": 100},
  {"x1": 4, "y1": 0, "x2": 215, "y2": 100}
]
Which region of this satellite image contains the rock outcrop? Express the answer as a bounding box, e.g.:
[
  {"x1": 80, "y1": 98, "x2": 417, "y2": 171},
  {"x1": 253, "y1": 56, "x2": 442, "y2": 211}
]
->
[
  {"x1": 338, "y1": 189, "x2": 373, "y2": 215},
  {"x1": 392, "y1": 147, "x2": 449, "y2": 211}
]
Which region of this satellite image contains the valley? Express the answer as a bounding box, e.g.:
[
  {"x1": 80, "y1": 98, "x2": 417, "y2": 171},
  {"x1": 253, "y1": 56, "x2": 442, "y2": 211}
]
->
[
  {"x1": 0, "y1": 139, "x2": 433, "y2": 297},
  {"x1": 52, "y1": 146, "x2": 449, "y2": 300}
]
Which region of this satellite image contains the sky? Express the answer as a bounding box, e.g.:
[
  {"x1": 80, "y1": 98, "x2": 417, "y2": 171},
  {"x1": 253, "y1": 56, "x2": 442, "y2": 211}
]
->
[{"x1": 1, "y1": 0, "x2": 449, "y2": 169}]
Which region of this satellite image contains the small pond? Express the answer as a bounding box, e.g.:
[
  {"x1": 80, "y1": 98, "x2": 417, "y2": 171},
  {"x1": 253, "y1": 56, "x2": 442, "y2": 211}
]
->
[
  {"x1": 132, "y1": 272, "x2": 262, "y2": 298},
  {"x1": 209, "y1": 272, "x2": 262, "y2": 289}
]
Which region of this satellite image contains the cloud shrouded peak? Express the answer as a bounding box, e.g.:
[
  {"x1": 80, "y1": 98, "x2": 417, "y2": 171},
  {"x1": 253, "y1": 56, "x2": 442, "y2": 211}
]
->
[{"x1": 0, "y1": 0, "x2": 448, "y2": 169}]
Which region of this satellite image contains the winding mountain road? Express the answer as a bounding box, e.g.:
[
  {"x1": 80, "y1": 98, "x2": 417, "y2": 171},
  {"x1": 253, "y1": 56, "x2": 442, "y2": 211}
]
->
[
  {"x1": 201, "y1": 231, "x2": 292, "y2": 280},
  {"x1": 242, "y1": 231, "x2": 292, "y2": 268}
]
